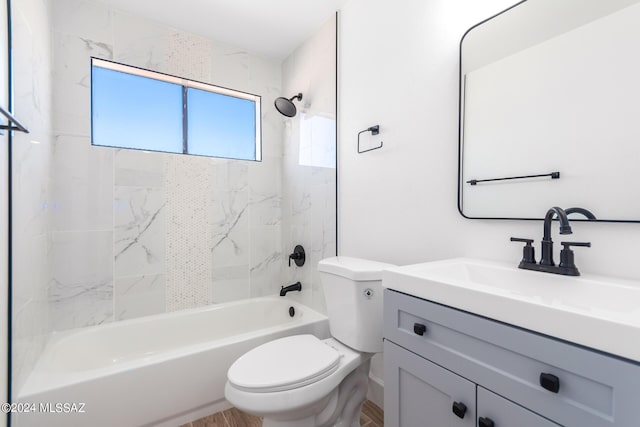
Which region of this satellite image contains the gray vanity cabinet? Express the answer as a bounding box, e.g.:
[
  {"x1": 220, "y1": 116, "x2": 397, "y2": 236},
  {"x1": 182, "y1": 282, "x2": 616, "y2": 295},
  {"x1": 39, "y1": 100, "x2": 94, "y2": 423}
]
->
[
  {"x1": 385, "y1": 339, "x2": 476, "y2": 426},
  {"x1": 385, "y1": 339, "x2": 558, "y2": 427},
  {"x1": 477, "y1": 387, "x2": 559, "y2": 427},
  {"x1": 383, "y1": 289, "x2": 640, "y2": 427}
]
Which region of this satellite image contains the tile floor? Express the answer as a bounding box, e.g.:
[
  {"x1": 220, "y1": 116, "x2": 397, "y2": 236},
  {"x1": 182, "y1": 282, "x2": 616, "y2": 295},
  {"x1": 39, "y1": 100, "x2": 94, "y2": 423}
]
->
[
  {"x1": 360, "y1": 400, "x2": 384, "y2": 427},
  {"x1": 179, "y1": 399, "x2": 384, "y2": 427}
]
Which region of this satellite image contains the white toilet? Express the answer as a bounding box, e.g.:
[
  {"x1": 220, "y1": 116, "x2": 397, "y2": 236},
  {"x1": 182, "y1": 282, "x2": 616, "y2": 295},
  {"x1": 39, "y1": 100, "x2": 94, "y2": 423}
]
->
[{"x1": 224, "y1": 256, "x2": 395, "y2": 427}]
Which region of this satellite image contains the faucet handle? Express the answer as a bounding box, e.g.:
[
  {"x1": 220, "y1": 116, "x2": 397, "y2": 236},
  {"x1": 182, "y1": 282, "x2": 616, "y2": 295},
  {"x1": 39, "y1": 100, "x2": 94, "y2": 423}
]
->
[
  {"x1": 560, "y1": 241, "x2": 591, "y2": 248},
  {"x1": 559, "y1": 241, "x2": 590, "y2": 275},
  {"x1": 510, "y1": 237, "x2": 534, "y2": 244},
  {"x1": 288, "y1": 245, "x2": 306, "y2": 267},
  {"x1": 510, "y1": 237, "x2": 536, "y2": 265}
]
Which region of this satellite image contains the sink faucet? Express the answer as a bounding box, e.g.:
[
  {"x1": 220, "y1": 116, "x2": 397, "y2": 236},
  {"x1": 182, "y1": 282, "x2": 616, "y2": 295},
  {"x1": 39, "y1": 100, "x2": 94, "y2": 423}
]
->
[
  {"x1": 511, "y1": 206, "x2": 591, "y2": 276},
  {"x1": 280, "y1": 281, "x2": 302, "y2": 296},
  {"x1": 541, "y1": 207, "x2": 572, "y2": 266},
  {"x1": 565, "y1": 207, "x2": 596, "y2": 220}
]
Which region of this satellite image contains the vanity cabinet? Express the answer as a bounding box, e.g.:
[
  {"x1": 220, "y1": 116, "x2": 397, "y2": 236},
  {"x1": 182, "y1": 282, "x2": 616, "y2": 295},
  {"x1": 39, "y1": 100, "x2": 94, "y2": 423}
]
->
[
  {"x1": 476, "y1": 387, "x2": 559, "y2": 427},
  {"x1": 385, "y1": 340, "x2": 558, "y2": 427},
  {"x1": 385, "y1": 339, "x2": 476, "y2": 426},
  {"x1": 383, "y1": 289, "x2": 640, "y2": 427}
]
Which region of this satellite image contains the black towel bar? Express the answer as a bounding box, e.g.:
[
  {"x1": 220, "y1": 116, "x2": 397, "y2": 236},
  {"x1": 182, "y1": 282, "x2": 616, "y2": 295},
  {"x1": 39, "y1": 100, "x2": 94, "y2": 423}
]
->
[{"x1": 467, "y1": 171, "x2": 559, "y2": 185}]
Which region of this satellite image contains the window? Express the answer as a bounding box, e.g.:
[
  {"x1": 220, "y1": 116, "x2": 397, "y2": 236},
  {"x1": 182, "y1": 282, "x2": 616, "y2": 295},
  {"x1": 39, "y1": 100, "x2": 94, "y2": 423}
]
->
[
  {"x1": 299, "y1": 113, "x2": 336, "y2": 168},
  {"x1": 91, "y1": 58, "x2": 261, "y2": 161}
]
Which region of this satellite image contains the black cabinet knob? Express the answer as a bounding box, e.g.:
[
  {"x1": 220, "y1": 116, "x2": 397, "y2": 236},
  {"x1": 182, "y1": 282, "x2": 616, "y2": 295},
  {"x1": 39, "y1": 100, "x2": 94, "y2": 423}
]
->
[
  {"x1": 452, "y1": 401, "x2": 467, "y2": 419},
  {"x1": 540, "y1": 373, "x2": 560, "y2": 393},
  {"x1": 479, "y1": 417, "x2": 495, "y2": 427},
  {"x1": 413, "y1": 323, "x2": 427, "y2": 336}
]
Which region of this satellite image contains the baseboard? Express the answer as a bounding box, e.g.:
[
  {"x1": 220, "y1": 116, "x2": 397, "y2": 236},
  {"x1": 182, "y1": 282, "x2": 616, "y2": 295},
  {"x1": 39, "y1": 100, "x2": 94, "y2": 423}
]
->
[
  {"x1": 366, "y1": 374, "x2": 384, "y2": 409},
  {"x1": 152, "y1": 399, "x2": 232, "y2": 427},
  {"x1": 154, "y1": 377, "x2": 383, "y2": 427}
]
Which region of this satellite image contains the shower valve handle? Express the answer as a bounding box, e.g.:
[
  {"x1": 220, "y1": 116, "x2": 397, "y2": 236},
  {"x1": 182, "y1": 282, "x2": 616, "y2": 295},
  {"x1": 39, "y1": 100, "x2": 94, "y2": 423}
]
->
[
  {"x1": 288, "y1": 245, "x2": 306, "y2": 267},
  {"x1": 288, "y1": 253, "x2": 300, "y2": 266}
]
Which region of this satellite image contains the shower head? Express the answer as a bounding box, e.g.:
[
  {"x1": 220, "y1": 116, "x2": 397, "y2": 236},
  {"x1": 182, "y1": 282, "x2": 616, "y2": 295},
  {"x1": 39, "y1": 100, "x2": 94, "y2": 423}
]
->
[{"x1": 274, "y1": 93, "x2": 303, "y2": 117}]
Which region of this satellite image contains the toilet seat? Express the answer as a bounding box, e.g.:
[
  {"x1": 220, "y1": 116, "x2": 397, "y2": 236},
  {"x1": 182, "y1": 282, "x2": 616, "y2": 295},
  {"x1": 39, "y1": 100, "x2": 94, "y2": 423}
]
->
[{"x1": 227, "y1": 335, "x2": 341, "y2": 393}]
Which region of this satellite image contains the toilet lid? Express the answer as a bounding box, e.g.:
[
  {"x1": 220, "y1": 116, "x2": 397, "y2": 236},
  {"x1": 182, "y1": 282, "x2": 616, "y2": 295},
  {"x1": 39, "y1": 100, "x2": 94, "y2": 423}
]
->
[{"x1": 227, "y1": 335, "x2": 341, "y2": 393}]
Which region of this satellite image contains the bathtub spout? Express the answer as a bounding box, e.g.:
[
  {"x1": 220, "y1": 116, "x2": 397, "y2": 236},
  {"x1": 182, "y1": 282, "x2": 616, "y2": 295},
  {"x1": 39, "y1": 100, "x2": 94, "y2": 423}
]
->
[{"x1": 280, "y1": 281, "x2": 302, "y2": 296}]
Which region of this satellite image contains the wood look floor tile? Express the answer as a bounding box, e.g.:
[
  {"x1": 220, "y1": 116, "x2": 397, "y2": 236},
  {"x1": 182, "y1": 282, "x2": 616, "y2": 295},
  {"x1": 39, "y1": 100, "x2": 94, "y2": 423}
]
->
[
  {"x1": 191, "y1": 412, "x2": 227, "y2": 427},
  {"x1": 222, "y1": 407, "x2": 262, "y2": 427},
  {"x1": 188, "y1": 399, "x2": 383, "y2": 427},
  {"x1": 363, "y1": 400, "x2": 384, "y2": 427},
  {"x1": 360, "y1": 410, "x2": 372, "y2": 426}
]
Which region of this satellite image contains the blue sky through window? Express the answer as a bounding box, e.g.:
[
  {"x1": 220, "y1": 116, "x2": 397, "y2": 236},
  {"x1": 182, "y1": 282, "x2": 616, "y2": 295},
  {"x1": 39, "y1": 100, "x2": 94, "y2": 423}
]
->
[
  {"x1": 187, "y1": 88, "x2": 256, "y2": 160},
  {"x1": 92, "y1": 66, "x2": 183, "y2": 152},
  {"x1": 91, "y1": 59, "x2": 260, "y2": 161}
]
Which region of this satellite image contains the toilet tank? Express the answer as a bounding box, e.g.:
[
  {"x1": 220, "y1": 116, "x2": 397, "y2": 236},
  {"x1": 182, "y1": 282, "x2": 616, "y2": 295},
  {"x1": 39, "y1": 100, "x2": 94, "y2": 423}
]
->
[{"x1": 318, "y1": 257, "x2": 396, "y2": 353}]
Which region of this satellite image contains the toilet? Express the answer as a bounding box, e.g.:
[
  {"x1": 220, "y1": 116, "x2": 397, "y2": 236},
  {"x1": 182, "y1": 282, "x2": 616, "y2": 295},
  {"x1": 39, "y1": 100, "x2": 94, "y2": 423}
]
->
[{"x1": 224, "y1": 256, "x2": 395, "y2": 427}]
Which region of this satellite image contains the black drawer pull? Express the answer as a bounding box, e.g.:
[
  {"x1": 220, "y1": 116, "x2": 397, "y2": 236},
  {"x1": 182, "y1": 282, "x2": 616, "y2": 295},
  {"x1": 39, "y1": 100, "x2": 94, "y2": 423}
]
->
[
  {"x1": 452, "y1": 401, "x2": 467, "y2": 419},
  {"x1": 413, "y1": 323, "x2": 427, "y2": 336},
  {"x1": 479, "y1": 417, "x2": 495, "y2": 427},
  {"x1": 540, "y1": 373, "x2": 560, "y2": 393}
]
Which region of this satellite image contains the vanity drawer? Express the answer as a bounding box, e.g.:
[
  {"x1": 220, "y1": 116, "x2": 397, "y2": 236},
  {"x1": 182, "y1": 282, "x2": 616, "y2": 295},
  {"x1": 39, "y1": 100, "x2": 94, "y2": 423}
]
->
[{"x1": 384, "y1": 289, "x2": 640, "y2": 427}]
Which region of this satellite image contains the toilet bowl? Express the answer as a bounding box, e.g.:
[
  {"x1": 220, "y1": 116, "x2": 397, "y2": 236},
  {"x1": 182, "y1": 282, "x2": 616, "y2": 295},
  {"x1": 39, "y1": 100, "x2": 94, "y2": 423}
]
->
[
  {"x1": 225, "y1": 335, "x2": 371, "y2": 427},
  {"x1": 224, "y1": 257, "x2": 395, "y2": 427}
]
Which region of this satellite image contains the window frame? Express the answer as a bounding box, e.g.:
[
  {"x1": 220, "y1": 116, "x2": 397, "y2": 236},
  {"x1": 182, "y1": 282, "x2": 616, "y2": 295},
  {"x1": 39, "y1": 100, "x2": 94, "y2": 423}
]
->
[{"x1": 90, "y1": 57, "x2": 262, "y2": 161}]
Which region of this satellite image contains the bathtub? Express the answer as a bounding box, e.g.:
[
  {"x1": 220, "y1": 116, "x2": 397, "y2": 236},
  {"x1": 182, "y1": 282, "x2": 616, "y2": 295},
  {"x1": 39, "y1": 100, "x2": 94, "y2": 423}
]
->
[{"x1": 15, "y1": 296, "x2": 329, "y2": 427}]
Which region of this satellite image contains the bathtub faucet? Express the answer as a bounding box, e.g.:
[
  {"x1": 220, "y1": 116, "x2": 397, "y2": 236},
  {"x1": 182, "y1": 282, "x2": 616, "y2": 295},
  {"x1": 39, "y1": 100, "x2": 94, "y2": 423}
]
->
[{"x1": 280, "y1": 282, "x2": 302, "y2": 296}]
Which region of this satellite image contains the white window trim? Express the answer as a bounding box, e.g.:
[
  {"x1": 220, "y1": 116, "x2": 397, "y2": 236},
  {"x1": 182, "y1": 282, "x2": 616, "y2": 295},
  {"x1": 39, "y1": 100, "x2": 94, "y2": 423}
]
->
[{"x1": 92, "y1": 58, "x2": 262, "y2": 161}]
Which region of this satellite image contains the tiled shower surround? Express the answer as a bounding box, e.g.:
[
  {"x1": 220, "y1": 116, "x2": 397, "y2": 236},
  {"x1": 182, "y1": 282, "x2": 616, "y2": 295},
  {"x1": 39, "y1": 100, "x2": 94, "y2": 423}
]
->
[
  {"x1": 12, "y1": 0, "x2": 55, "y2": 399},
  {"x1": 12, "y1": 0, "x2": 336, "y2": 395}
]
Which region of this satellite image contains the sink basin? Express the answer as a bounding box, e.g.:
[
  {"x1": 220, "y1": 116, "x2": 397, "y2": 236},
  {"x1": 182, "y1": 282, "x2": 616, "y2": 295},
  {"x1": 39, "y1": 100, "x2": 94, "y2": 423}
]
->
[{"x1": 383, "y1": 258, "x2": 640, "y2": 362}]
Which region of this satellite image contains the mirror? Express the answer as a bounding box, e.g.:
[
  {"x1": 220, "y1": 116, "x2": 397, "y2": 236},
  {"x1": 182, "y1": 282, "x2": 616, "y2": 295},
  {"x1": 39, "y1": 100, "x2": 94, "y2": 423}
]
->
[{"x1": 459, "y1": 0, "x2": 640, "y2": 222}]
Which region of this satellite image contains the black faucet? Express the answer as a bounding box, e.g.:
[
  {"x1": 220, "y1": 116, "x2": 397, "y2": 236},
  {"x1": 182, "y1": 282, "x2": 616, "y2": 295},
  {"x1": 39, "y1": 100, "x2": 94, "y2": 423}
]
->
[
  {"x1": 511, "y1": 207, "x2": 591, "y2": 276},
  {"x1": 541, "y1": 206, "x2": 572, "y2": 266},
  {"x1": 280, "y1": 281, "x2": 302, "y2": 296},
  {"x1": 565, "y1": 207, "x2": 596, "y2": 220}
]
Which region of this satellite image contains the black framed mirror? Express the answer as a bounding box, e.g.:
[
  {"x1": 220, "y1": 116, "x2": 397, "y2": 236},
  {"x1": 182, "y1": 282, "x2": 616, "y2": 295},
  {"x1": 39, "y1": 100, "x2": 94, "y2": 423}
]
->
[{"x1": 458, "y1": 0, "x2": 640, "y2": 222}]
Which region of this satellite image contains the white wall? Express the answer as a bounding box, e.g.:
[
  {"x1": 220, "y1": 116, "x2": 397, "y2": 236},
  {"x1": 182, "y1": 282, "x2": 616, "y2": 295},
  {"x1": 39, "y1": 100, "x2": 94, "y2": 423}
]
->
[{"x1": 339, "y1": 0, "x2": 640, "y2": 406}]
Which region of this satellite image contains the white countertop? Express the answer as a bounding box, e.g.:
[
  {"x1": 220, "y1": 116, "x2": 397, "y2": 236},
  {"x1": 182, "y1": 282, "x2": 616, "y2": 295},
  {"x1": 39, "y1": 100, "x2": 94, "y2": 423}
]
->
[{"x1": 382, "y1": 258, "x2": 640, "y2": 362}]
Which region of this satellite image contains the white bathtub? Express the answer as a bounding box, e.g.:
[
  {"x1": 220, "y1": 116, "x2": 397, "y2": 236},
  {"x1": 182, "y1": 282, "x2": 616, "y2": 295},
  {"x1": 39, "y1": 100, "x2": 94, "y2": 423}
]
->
[{"x1": 15, "y1": 296, "x2": 329, "y2": 427}]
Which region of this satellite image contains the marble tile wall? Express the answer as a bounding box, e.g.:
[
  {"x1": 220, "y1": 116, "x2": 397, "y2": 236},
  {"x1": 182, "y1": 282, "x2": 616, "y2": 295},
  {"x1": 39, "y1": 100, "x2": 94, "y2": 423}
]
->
[
  {"x1": 46, "y1": 0, "x2": 289, "y2": 325},
  {"x1": 281, "y1": 16, "x2": 338, "y2": 313},
  {"x1": 114, "y1": 149, "x2": 167, "y2": 318},
  {"x1": 12, "y1": 3, "x2": 336, "y2": 397},
  {"x1": 49, "y1": 0, "x2": 115, "y2": 332},
  {"x1": 11, "y1": 0, "x2": 54, "y2": 396}
]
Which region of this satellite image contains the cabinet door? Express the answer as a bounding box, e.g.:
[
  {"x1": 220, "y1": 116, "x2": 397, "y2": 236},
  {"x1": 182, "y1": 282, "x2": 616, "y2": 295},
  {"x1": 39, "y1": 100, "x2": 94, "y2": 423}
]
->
[
  {"x1": 477, "y1": 387, "x2": 560, "y2": 427},
  {"x1": 385, "y1": 340, "x2": 475, "y2": 427}
]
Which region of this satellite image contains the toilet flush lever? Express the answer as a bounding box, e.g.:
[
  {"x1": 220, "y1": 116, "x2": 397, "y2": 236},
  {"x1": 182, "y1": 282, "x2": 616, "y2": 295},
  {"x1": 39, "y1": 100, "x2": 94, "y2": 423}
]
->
[{"x1": 288, "y1": 245, "x2": 306, "y2": 267}]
